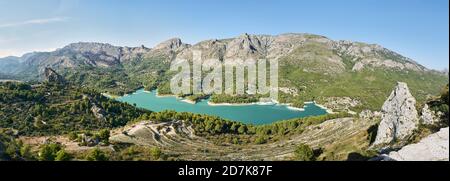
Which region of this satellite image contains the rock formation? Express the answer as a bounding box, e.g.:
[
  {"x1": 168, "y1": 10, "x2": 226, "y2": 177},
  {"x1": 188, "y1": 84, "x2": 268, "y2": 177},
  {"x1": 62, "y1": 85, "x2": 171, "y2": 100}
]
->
[
  {"x1": 420, "y1": 104, "x2": 440, "y2": 125},
  {"x1": 43, "y1": 67, "x2": 65, "y2": 84},
  {"x1": 371, "y1": 82, "x2": 419, "y2": 148},
  {"x1": 324, "y1": 97, "x2": 361, "y2": 112},
  {"x1": 154, "y1": 38, "x2": 187, "y2": 51},
  {"x1": 90, "y1": 103, "x2": 106, "y2": 122},
  {"x1": 359, "y1": 110, "x2": 381, "y2": 121},
  {"x1": 376, "y1": 127, "x2": 449, "y2": 161}
]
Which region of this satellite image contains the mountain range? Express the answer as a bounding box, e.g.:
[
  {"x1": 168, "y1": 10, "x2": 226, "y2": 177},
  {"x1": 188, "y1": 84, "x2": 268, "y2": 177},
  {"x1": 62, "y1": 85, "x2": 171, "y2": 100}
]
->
[
  {"x1": 0, "y1": 33, "x2": 448, "y2": 111},
  {"x1": 1, "y1": 33, "x2": 449, "y2": 161}
]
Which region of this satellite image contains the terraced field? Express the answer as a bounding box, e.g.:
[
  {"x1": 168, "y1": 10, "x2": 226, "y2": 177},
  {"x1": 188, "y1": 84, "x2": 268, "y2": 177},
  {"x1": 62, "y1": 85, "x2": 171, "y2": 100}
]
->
[{"x1": 109, "y1": 117, "x2": 378, "y2": 160}]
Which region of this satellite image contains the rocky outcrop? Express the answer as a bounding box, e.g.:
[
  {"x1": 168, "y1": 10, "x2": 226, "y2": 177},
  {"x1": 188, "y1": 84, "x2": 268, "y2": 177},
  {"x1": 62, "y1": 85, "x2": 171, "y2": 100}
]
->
[
  {"x1": 90, "y1": 104, "x2": 106, "y2": 121},
  {"x1": 333, "y1": 40, "x2": 426, "y2": 71},
  {"x1": 359, "y1": 110, "x2": 381, "y2": 121},
  {"x1": 376, "y1": 127, "x2": 449, "y2": 161},
  {"x1": 372, "y1": 82, "x2": 419, "y2": 148},
  {"x1": 420, "y1": 104, "x2": 441, "y2": 125},
  {"x1": 56, "y1": 42, "x2": 123, "y2": 67},
  {"x1": 79, "y1": 133, "x2": 100, "y2": 147},
  {"x1": 279, "y1": 87, "x2": 299, "y2": 96},
  {"x1": 43, "y1": 67, "x2": 65, "y2": 84},
  {"x1": 120, "y1": 45, "x2": 151, "y2": 62},
  {"x1": 153, "y1": 38, "x2": 189, "y2": 52},
  {"x1": 224, "y1": 33, "x2": 270, "y2": 59},
  {"x1": 324, "y1": 97, "x2": 360, "y2": 112},
  {"x1": 110, "y1": 120, "x2": 196, "y2": 147}
]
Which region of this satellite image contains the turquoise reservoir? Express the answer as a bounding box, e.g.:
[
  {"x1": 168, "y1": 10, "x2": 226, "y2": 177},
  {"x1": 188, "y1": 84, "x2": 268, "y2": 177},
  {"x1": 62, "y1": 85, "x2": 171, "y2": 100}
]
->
[{"x1": 116, "y1": 89, "x2": 327, "y2": 125}]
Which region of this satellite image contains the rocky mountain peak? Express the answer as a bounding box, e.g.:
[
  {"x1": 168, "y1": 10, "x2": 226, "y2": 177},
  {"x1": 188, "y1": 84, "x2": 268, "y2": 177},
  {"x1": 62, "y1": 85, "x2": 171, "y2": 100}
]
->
[
  {"x1": 53, "y1": 42, "x2": 124, "y2": 67},
  {"x1": 371, "y1": 82, "x2": 419, "y2": 148},
  {"x1": 62, "y1": 42, "x2": 121, "y2": 55},
  {"x1": 0, "y1": 33, "x2": 442, "y2": 80},
  {"x1": 154, "y1": 38, "x2": 186, "y2": 51},
  {"x1": 238, "y1": 33, "x2": 252, "y2": 39},
  {"x1": 225, "y1": 33, "x2": 269, "y2": 58}
]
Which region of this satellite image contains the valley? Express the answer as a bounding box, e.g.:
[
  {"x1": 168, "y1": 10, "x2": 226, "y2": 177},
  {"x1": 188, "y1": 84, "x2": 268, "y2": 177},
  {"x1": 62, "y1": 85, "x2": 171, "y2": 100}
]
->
[
  {"x1": 0, "y1": 33, "x2": 448, "y2": 161},
  {"x1": 1, "y1": 33, "x2": 447, "y2": 111}
]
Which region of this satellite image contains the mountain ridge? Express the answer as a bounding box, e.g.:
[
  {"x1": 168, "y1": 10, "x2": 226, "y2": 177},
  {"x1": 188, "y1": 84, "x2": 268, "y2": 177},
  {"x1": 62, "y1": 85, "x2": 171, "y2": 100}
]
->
[
  {"x1": 0, "y1": 33, "x2": 438, "y2": 72},
  {"x1": 0, "y1": 33, "x2": 448, "y2": 111}
]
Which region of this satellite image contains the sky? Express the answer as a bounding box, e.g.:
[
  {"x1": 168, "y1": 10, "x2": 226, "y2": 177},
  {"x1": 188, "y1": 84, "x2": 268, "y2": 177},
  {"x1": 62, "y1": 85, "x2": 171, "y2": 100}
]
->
[{"x1": 0, "y1": 0, "x2": 448, "y2": 70}]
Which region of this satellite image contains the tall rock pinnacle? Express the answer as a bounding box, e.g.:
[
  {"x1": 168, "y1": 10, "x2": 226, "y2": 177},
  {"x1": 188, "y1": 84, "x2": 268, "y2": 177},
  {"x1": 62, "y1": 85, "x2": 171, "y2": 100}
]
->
[{"x1": 372, "y1": 82, "x2": 419, "y2": 148}]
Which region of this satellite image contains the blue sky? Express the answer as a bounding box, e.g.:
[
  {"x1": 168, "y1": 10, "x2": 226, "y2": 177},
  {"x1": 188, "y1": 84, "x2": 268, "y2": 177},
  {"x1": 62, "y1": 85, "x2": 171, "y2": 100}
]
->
[{"x1": 0, "y1": 0, "x2": 448, "y2": 70}]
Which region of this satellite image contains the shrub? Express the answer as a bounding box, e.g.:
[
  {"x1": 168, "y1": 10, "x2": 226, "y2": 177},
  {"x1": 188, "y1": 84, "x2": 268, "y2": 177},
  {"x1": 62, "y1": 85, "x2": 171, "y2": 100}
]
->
[
  {"x1": 19, "y1": 144, "x2": 33, "y2": 160},
  {"x1": 232, "y1": 137, "x2": 240, "y2": 145},
  {"x1": 85, "y1": 148, "x2": 108, "y2": 161},
  {"x1": 55, "y1": 150, "x2": 72, "y2": 161},
  {"x1": 254, "y1": 136, "x2": 267, "y2": 144},
  {"x1": 38, "y1": 143, "x2": 62, "y2": 161},
  {"x1": 294, "y1": 144, "x2": 315, "y2": 161},
  {"x1": 68, "y1": 132, "x2": 78, "y2": 141},
  {"x1": 97, "y1": 129, "x2": 110, "y2": 143},
  {"x1": 149, "y1": 147, "x2": 162, "y2": 160}
]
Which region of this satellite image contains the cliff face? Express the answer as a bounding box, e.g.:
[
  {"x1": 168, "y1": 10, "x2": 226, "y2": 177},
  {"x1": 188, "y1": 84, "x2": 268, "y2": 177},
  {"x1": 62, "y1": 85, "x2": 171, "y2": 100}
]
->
[{"x1": 372, "y1": 82, "x2": 419, "y2": 148}]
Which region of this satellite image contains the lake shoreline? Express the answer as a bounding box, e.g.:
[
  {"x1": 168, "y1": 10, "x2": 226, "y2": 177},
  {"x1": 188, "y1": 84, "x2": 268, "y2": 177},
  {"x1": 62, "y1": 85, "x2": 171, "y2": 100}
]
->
[
  {"x1": 154, "y1": 91, "x2": 198, "y2": 104},
  {"x1": 112, "y1": 89, "x2": 330, "y2": 125},
  {"x1": 101, "y1": 93, "x2": 120, "y2": 99},
  {"x1": 207, "y1": 101, "x2": 322, "y2": 112},
  {"x1": 314, "y1": 103, "x2": 334, "y2": 114},
  {"x1": 114, "y1": 88, "x2": 333, "y2": 114},
  {"x1": 181, "y1": 99, "x2": 197, "y2": 104}
]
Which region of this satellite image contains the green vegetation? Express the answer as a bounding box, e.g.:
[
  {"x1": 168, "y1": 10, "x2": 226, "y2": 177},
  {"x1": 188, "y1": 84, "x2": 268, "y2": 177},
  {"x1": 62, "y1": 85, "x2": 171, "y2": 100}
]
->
[
  {"x1": 0, "y1": 130, "x2": 34, "y2": 161},
  {"x1": 143, "y1": 110, "x2": 352, "y2": 144},
  {"x1": 68, "y1": 129, "x2": 111, "y2": 146},
  {"x1": 55, "y1": 150, "x2": 72, "y2": 161},
  {"x1": 279, "y1": 62, "x2": 448, "y2": 111},
  {"x1": 97, "y1": 129, "x2": 111, "y2": 144},
  {"x1": 98, "y1": 145, "x2": 167, "y2": 161},
  {"x1": 1, "y1": 36, "x2": 448, "y2": 162},
  {"x1": 253, "y1": 112, "x2": 352, "y2": 139},
  {"x1": 61, "y1": 56, "x2": 171, "y2": 96},
  {"x1": 410, "y1": 84, "x2": 450, "y2": 143},
  {"x1": 61, "y1": 66, "x2": 141, "y2": 95},
  {"x1": 429, "y1": 84, "x2": 449, "y2": 127},
  {"x1": 294, "y1": 144, "x2": 315, "y2": 161},
  {"x1": 210, "y1": 94, "x2": 260, "y2": 104},
  {"x1": 38, "y1": 143, "x2": 70, "y2": 161},
  {"x1": 254, "y1": 136, "x2": 267, "y2": 144},
  {"x1": 0, "y1": 82, "x2": 151, "y2": 136},
  {"x1": 149, "y1": 147, "x2": 162, "y2": 160},
  {"x1": 85, "y1": 147, "x2": 109, "y2": 161},
  {"x1": 0, "y1": 73, "x2": 446, "y2": 161},
  {"x1": 183, "y1": 94, "x2": 210, "y2": 103},
  {"x1": 48, "y1": 41, "x2": 447, "y2": 113}
]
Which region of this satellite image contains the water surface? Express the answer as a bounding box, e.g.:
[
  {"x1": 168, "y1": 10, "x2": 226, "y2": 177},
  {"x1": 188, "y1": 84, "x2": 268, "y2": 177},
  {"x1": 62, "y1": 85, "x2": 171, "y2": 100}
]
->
[{"x1": 116, "y1": 89, "x2": 327, "y2": 125}]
